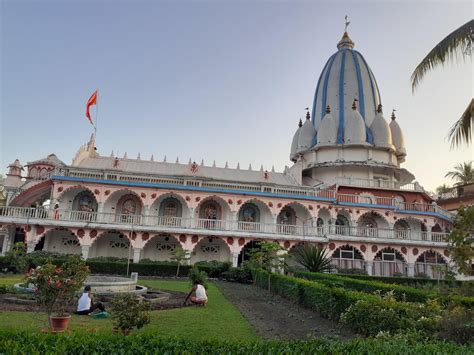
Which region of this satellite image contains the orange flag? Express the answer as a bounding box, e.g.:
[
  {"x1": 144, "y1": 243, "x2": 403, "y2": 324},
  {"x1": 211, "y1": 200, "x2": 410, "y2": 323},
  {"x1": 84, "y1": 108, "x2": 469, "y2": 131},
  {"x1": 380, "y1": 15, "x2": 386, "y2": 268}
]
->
[{"x1": 85, "y1": 90, "x2": 98, "y2": 125}]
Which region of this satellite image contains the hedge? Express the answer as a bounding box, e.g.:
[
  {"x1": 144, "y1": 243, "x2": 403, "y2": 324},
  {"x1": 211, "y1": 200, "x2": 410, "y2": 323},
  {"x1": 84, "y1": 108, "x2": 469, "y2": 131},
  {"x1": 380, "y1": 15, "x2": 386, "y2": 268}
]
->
[
  {"x1": 253, "y1": 270, "x2": 445, "y2": 336},
  {"x1": 294, "y1": 271, "x2": 474, "y2": 308},
  {"x1": 337, "y1": 273, "x2": 467, "y2": 288},
  {"x1": 0, "y1": 331, "x2": 471, "y2": 354}
]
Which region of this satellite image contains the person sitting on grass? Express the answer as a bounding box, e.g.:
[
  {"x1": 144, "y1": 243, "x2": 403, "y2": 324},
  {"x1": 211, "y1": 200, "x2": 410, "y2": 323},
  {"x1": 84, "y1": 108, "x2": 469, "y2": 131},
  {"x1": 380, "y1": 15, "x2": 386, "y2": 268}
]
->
[
  {"x1": 76, "y1": 285, "x2": 106, "y2": 315},
  {"x1": 184, "y1": 281, "x2": 208, "y2": 306}
]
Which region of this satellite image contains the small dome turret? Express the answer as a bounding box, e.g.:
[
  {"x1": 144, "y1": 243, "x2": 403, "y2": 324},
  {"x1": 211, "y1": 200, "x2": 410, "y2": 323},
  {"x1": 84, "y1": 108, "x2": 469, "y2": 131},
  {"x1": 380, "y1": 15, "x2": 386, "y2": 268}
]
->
[
  {"x1": 317, "y1": 106, "x2": 337, "y2": 145},
  {"x1": 389, "y1": 110, "x2": 406, "y2": 157},
  {"x1": 344, "y1": 100, "x2": 366, "y2": 144},
  {"x1": 290, "y1": 119, "x2": 303, "y2": 162},
  {"x1": 296, "y1": 111, "x2": 316, "y2": 153},
  {"x1": 370, "y1": 104, "x2": 393, "y2": 149}
]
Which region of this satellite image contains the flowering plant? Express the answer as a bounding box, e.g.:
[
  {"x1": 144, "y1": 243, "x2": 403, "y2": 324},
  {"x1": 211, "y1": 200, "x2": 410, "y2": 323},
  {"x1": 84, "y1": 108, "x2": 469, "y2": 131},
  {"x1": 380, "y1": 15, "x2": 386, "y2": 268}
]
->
[{"x1": 26, "y1": 255, "x2": 90, "y2": 321}]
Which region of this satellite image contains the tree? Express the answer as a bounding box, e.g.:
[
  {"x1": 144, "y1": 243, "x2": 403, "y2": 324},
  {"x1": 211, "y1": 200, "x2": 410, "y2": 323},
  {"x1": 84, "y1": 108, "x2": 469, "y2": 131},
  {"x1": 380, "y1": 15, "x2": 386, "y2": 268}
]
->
[
  {"x1": 248, "y1": 241, "x2": 286, "y2": 290},
  {"x1": 446, "y1": 205, "x2": 474, "y2": 275},
  {"x1": 445, "y1": 162, "x2": 474, "y2": 186},
  {"x1": 411, "y1": 19, "x2": 473, "y2": 148},
  {"x1": 170, "y1": 245, "x2": 189, "y2": 277},
  {"x1": 291, "y1": 244, "x2": 333, "y2": 273},
  {"x1": 436, "y1": 184, "x2": 452, "y2": 195}
]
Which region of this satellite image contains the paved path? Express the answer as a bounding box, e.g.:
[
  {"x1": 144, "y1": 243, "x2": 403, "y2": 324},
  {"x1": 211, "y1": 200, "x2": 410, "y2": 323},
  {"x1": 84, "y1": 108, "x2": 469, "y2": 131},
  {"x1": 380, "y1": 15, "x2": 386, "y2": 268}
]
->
[{"x1": 216, "y1": 281, "x2": 355, "y2": 340}]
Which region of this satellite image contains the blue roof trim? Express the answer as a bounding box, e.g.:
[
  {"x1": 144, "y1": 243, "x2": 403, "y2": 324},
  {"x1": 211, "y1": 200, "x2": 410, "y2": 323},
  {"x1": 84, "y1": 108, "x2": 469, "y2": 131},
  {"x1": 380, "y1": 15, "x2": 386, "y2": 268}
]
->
[
  {"x1": 312, "y1": 53, "x2": 335, "y2": 126},
  {"x1": 366, "y1": 126, "x2": 374, "y2": 144},
  {"x1": 321, "y1": 53, "x2": 338, "y2": 120},
  {"x1": 350, "y1": 50, "x2": 365, "y2": 118},
  {"x1": 355, "y1": 51, "x2": 378, "y2": 111},
  {"x1": 51, "y1": 176, "x2": 452, "y2": 221},
  {"x1": 337, "y1": 49, "x2": 346, "y2": 144},
  {"x1": 51, "y1": 176, "x2": 336, "y2": 203}
]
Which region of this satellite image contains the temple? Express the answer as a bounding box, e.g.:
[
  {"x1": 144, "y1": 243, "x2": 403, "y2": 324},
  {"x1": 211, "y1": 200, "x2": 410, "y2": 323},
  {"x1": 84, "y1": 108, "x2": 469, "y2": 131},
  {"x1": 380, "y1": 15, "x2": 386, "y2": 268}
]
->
[{"x1": 0, "y1": 29, "x2": 454, "y2": 278}]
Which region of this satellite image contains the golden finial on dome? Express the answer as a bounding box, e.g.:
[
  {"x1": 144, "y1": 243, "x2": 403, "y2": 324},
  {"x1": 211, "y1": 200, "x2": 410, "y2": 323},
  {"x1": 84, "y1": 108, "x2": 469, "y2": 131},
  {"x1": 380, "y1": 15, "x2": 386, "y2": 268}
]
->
[
  {"x1": 377, "y1": 104, "x2": 383, "y2": 113},
  {"x1": 337, "y1": 15, "x2": 355, "y2": 50},
  {"x1": 305, "y1": 107, "x2": 310, "y2": 120},
  {"x1": 326, "y1": 105, "x2": 331, "y2": 113},
  {"x1": 298, "y1": 118, "x2": 303, "y2": 127},
  {"x1": 391, "y1": 109, "x2": 397, "y2": 120}
]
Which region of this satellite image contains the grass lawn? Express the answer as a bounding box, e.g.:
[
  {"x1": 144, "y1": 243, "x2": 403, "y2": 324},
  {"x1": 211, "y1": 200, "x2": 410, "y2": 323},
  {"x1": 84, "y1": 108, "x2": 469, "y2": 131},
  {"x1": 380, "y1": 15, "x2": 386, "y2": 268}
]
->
[
  {"x1": 0, "y1": 274, "x2": 23, "y2": 286},
  {"x1": 0, "y1": 278, "x2": 258, "y2": 341}
]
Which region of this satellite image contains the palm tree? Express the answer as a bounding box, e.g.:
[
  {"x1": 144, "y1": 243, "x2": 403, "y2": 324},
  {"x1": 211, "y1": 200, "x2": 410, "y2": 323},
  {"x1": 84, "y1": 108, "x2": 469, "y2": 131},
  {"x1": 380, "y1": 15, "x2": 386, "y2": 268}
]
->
[
  {"x1": 291, "y1": 244, "x2": 333, "y2": 273},
  {"x1": 436, "y1": 183, "x2": 452, "y2": 195},
  {"x1": 445, "y1": 162, "x2": 474, "y2": 186},
  {"x1": 411, "y1": 19, "x2": 473, "y2": 148}
]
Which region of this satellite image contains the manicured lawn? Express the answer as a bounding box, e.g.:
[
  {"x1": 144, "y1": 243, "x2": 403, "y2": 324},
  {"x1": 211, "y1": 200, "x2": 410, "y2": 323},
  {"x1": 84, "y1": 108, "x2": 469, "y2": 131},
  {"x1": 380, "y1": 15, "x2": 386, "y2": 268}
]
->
[
  {"x1": 0, "y1": 275, "x2": 23, "y2": 286},
  {"x1": 0, "y1": 278, "x2": 258, "y2": 341}
]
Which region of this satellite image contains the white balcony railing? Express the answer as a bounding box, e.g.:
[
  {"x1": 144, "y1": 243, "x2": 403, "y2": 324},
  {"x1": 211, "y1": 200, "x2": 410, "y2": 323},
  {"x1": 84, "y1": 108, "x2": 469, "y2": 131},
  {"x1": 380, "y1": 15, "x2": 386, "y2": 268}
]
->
[
  {"x1": 0, "y1": 206, "x2": 449, "y2": 243},
  {"x1": 335, "y1": 177, "x2": 425, "y2": 192}
]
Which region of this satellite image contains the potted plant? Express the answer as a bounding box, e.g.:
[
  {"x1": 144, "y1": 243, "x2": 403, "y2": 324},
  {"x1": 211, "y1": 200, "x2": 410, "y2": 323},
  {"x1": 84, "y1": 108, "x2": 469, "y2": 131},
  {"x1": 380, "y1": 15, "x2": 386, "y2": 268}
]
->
[
  {"x1": 111, "y1": 293, "x2": 150, "y2": 335},
  {"x1": 26, "y1": 255, "x2": 89, "y2": 332}
]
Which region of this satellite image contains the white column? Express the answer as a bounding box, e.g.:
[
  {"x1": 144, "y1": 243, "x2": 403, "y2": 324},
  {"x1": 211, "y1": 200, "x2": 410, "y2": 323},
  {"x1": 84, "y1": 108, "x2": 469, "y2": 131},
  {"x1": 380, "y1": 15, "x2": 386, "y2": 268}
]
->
[
  {"x1": 81, "y1": 245, "x2": 90, "y2": 260},
  {"x1": 1, "y1": 234, "x2": 9, "y2": 256},
  {"x1": 132, "y1": 248, "x2": 142, "y2": 264},
  {"x1": 407, "y1": 263, "x2": 415, "y2": 277},
  {"x1": 232, "y1": 252, "x2": 239, "y2": 267},
  {"x1": 26, "y1": 242, "x2": 35, "y2": 253},
  {"x1": 184, "y1": 250, "x2": 192, "y2": 265},
  {"x1": 366, "y1": 261, "x2": 373, "y2": 276}
]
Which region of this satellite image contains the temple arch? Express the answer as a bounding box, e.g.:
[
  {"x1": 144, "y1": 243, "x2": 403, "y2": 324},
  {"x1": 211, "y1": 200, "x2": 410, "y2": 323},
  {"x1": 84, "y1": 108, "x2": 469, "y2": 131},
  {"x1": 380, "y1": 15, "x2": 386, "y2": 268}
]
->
[
  {"x1": 190, "y1": 236, "x2": 231, "y2": 263},
  {"x1": 357, "y1": 211, "x2": 389, "y2": 237},
  {"x1": 88, "y1": 231, "x2": 131, "y2": 259},
  {"x1": 415, "y1": 250, "x2": 448, "y2": 279},
  {"x1": 331, "y1": 244, "x2": 365, "y2": 271},
  {"x1": 141, "y1": 234, "x2": 181, "y2": 261},
  {"x1": 34, "y1": 228, "x2": 81, "y2": 255},
  {"x1": 373, "y1": 247, "x2": 407, "y2": 276}
]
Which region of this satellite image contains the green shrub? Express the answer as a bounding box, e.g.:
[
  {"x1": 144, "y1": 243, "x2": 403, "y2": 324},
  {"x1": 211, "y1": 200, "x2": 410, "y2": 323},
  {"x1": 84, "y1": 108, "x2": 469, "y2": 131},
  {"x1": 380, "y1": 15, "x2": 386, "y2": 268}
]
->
[
  {"x1": 221, "y1": 266, "x2": 253, "y2": 284},
  {"x1": 294, "y1": 271, "x2": 474, "y2": 307},
  {"x1": 437, "y1": 306, "x2": 474, "y2": 344},
  {"x1": 337, "y1": 268, "x2": 368, "y2": 275},
  {"x1": 194, "y1": 261, "x2": 231, "y2": 278},
  {"x1": 340, "y1": 297, "x2": 442, "y2": 336},
  {"x1": 0, "y1": 285, "x2": 14, "y2": 294},
  {"x1": 338, "y1": 273, "x2": 467, "y2": 288},
  {"x1": 0, "y1": 330, "x2": 470, "y2": 353},
  {"x1": 111, "y1": 293, "x2": 151, "y2": 332},
  {"x1": 188, "y1": 267, "x2": 208, "y2": 287}
]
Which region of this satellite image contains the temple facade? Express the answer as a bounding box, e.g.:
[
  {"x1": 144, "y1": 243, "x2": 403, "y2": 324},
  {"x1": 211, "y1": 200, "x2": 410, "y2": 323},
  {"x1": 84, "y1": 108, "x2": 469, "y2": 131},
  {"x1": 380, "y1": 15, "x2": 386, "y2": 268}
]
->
[{"x1": 0, "y1": 30, "x2": 454, "y2": 278}]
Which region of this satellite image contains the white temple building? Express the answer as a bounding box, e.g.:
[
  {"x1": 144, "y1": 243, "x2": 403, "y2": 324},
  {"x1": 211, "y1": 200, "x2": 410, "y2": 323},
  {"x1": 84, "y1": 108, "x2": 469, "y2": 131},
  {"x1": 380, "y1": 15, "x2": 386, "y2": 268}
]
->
[{"x1": 0, "y1": 29, "x2": 453, "y2": 278}]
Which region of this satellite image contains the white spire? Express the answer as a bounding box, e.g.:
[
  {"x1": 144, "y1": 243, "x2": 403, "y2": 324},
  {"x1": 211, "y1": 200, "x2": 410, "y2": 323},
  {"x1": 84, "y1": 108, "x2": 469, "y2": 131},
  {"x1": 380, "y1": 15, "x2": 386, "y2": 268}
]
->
[
  {"x1": 212, "y1": 160, "x2": 216, "y2": 167},
  {"x1": 225, "y1": 161, "x2": 228, "y2": 168},
  {"x1": 237, "y1": 162, "x2": 240, "y2": 169},
  {"x1": 176, "y1": 156, "x2": 179, "y2": 164},
  {"x1": 248, "y1": 164, "x2": 252, "y2": 170},
  {"x1": 137, "y1": 153, "x2": 141, "y2": 160},
  {"x1": 163, "y1": 155, "x2": 167, "y2": 162},
  {"x1": 150, "y1": 154, "x2": 154, "y2": 161},
  {"x1": 201, "y1": 159, "x2": 204, "y2": 166},
  {"x1": 123, "y1": 152, "x2": 128, "y2": 159},
  {"x1": 271, "y1": 165, "x2": 275, "y2": 172}
]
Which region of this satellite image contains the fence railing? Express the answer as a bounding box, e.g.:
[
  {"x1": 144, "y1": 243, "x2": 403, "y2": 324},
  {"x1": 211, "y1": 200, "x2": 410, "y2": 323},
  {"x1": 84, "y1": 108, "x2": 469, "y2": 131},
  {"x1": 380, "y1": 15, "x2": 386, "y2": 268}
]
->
[
  {"x1": 335, "y1": 177, "x2": 425, "y2": 192},
  {"x1": 0, "y1": 206, "x2": 449, "y2": 242}
]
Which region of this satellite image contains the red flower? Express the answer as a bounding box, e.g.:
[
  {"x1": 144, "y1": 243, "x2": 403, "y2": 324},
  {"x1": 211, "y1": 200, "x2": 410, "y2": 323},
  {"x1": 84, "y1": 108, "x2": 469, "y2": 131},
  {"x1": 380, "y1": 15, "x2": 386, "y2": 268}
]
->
[
  {"x1": 55, "y1": 280, "x2": 62, "y2": 288},
  {"x1": 55, "y1": 267, "x2": 62, "y2": 274},
  {"x1": 34, "y1": 288, "x2": 39, "y2": 294},
  {"x1": 47, "y1": 278, "x2": 52, "y2": 285}
]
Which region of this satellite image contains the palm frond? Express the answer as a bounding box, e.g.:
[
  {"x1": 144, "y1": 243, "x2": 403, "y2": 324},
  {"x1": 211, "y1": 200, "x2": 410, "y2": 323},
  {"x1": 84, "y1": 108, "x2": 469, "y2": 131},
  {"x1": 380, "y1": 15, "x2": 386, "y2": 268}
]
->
[
  {"x1": 411, "y1": 19, "x2": 473, "y2": 92},
  {"x1": 448, "y1": 99, "x2": 473, "y2": 148},
  {"x1": 292, "y1": 244, "x2": 333, "y2": 273}
]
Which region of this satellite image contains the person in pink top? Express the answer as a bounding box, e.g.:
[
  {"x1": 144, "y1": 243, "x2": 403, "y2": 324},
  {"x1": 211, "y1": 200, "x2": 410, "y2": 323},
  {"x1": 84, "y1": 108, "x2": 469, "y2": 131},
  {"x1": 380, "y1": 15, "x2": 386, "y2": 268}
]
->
[{"x1": 184, "y1": 281, "x2": 208, "y2": 306}]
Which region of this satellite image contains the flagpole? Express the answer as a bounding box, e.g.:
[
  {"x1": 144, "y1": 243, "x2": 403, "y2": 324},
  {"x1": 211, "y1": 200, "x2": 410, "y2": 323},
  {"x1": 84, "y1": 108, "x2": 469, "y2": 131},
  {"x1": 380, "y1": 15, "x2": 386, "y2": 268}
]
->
[{"x1": 95, "y1": 89, "x2": 99, "y2": 140}]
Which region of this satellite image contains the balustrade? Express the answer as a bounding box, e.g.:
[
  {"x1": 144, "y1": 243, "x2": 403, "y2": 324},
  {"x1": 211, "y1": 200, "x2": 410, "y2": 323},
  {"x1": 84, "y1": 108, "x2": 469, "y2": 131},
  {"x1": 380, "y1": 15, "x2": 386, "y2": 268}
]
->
[{"x1": 0, "y1": 206, "x2": 450, "y2": 242}]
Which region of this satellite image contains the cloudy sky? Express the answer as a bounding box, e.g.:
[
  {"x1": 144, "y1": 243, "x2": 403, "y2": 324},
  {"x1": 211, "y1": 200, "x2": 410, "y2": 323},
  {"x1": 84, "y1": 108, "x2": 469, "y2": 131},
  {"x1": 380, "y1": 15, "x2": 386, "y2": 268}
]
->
[{"x1": 1, "y1": 0, "x2": 472, "y2": 191}]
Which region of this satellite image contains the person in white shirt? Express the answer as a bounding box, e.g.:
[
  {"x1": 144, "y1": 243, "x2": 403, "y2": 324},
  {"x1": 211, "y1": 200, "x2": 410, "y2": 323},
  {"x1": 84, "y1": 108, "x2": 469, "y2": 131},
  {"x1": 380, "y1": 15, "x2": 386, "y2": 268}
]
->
[
  {"x1": 76, "y1": 285, "x2": 106, "y2": 315},
  {"x1": 184, "y1": 281, "x2": 208, "y2": 306}
]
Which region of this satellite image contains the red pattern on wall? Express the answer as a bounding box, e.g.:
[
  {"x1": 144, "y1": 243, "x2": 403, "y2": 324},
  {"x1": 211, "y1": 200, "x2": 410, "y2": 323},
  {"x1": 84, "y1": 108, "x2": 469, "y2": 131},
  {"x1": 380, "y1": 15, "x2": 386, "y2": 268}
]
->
[
  {"x1": 443, "y1": 249, "x2": 449, "y2": 257},
  {"x1": 284, "y1": 241, "x2": 290, "y2": 249},
  {"x1": 179, "y1": 234, "x2": 187, "y2": 243},
  {"x1": 105, "y1": 190, "x2": 110, "y2": 196},
  {"x1": 238, "y1": 238, "x2": 245, "y2": 246},
  {"x1": 89, "y1": 230, "x2": 97, "y2": 238},
  {"x1": 371, "y1": 245, "x2": 378, "y2": 253},
  {"x1": 141, "y1": 193, "x2": 146, "y2": 198},
  {"x1": 36, "y1": 226, "x2": 44, "y2": 235},
  {"x1": 401, "y1": 246, "x2": 407, "y2": 254},
  {"x1": 77, "y1": 229, "x2": 85, "y2": 238},
  {"x1": 151, "y1": 193, "x2": 157, "y2": 199},
  {"x1": 94, "y1": 189, "x2": 100, "y2": 195},
  {"x1": 226, "y1": 237, "x2": 234, "y2": 245},
  {"x1": 360, "y1": 244, "x2": 366, "y2": 252},
  {"x1": 141, "y1": 233, "x2": 149, "y2": 241},
  {"x1": 413, "y1": 248, "x2": 419, "y2": 255},
  {"x1": 329, "y1": 242, "x2": 335, "y2": 250},
  {"x1": 191, "y1": 235, "x2": 199, "y2": 243}
]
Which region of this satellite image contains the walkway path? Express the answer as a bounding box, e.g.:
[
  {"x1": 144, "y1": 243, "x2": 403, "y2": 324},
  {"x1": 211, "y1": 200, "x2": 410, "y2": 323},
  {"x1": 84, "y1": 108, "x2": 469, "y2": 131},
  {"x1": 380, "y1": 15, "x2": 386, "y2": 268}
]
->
[{"x1": 216, "y1": 281, "x2": 355, "y2": 340}]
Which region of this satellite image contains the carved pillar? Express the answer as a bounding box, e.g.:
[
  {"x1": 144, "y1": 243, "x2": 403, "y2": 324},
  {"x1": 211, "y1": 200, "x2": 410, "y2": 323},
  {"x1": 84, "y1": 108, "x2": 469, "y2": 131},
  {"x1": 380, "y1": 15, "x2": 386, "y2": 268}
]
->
[
  {"x1": 407, "y1": 263, "x2": 415, "y2": 277},
  {"x1": 232, "y1": 252, "x2": 239, "y2": 267},
  {"x1": 81, "y1": 245, "x2": 90, "y2": 260},
  {"x1": 184, "y1": 250, "x2": 192, "y2": 265},
  {"x1": 133, "y1": 248, "x2": 142, "y2": 264},
  {"x1": 1, "y1": 233, "x2": 10, "y2": 256},
  {"x1": 366, "y1": 261, "x2": 373, "y2": 276}
]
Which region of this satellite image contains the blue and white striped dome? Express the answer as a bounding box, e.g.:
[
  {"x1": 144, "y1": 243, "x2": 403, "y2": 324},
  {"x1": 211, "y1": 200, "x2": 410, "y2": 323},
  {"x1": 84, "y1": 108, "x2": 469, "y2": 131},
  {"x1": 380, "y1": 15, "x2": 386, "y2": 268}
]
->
[{"x1": 311, "y1": 32, "x2": 381, "y2": 145}]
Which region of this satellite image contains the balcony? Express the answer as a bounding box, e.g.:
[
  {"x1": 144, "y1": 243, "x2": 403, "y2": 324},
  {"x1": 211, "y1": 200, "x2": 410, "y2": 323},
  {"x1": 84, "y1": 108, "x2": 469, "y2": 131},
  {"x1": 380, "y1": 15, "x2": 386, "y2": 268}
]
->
[
  {"x1": 335, "y1": 177, "x2": 425, "y2": 192},
  {"x1": 0, "y1": 206, "x2": 449, "y2": 244}
]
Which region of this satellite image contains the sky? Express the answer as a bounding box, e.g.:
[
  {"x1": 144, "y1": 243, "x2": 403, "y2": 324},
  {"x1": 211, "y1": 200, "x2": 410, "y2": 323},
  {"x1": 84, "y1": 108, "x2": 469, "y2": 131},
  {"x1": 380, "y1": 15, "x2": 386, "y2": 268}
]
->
[{"x1": 1, "y1": 0, "x2": 473, "y2": 192}]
